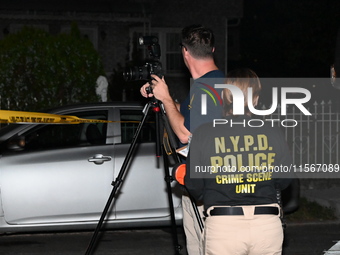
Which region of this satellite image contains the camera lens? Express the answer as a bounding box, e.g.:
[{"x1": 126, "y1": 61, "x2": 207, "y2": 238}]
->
[{"x1": 123, "y1": 65, "x2": 150, "y2": 81}]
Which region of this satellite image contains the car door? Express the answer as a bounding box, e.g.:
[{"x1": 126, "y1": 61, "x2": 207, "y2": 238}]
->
[
  {"x1": 112, "y1": 108, "x2": 182, "y2": 220},
  {"x1": 0, "y1": 107, "x2": 116, "y2": 225}
]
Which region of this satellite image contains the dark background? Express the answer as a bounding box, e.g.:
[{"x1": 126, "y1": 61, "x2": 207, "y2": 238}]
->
[
  {"x1": 235, "y1": 0, "x2": 340, "y2": 77},
  {"x1": 1, "y1": 0, "x2": 340, "y2": 104},
  {"x1": 237, "y1": 0, "x2": 340, "y2": 106}
]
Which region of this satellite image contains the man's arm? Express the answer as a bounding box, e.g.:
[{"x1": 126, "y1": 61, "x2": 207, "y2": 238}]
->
[
  {"x1": 159, "y1": 96, "x2": 191, "y2": 144},
  {"x1": 141, "y1": 75, "x2": 191, "y2": 144}
]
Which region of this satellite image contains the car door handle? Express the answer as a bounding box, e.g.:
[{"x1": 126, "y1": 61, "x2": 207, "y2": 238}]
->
[{"x1": 88, "y1": 154, "x2": 112, "y2": 165}]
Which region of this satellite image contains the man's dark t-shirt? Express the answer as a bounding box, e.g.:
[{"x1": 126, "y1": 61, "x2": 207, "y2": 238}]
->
[{"x1": 180, "y1": 70, "x2": 225, "y2": 136}]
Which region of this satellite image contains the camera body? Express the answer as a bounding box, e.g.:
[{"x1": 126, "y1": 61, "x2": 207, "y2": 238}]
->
[
  {"x1": 123, "y1": 36, "x2": 163, "y2": 82},
  {"x1": 123, "y1": 60, "x2": 162, "y2": 81}
]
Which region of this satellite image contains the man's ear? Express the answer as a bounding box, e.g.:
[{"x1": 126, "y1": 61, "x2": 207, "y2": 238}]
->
[
  {"x1": 183, "y1": 47, "x2": 190, "y2": 59},
  {"x1": 212, "y1": 47, "x2": 215, "y2": 53}
]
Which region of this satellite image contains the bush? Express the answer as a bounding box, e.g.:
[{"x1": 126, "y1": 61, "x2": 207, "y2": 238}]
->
[{"x1": 0, "y1": 24, "x2": 105, "y2": 111}]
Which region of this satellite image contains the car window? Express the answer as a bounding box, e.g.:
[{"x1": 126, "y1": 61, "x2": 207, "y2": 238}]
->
[
  {"x1": 5, "y1": 110, "x2": 108, "y2": 152},
  {"x1": 120, "y1": 110, "x2": 156, "y2": 144}
]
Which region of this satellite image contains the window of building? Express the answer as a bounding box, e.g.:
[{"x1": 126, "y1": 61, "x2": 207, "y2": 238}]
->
[{"x1": 165, "y1": 32, "x2": 186, "y2": 74}]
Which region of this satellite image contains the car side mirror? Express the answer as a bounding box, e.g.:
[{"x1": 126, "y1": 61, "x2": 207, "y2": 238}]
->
[{"x1": 7, "y1": 135, "x2": 25, "y2": 151}]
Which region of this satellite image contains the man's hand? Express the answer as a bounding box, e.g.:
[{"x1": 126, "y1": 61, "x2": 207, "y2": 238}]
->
[
  {"x1": 139, "y1": 75, "x2": 169, "y2": 100},
  {"x1": 149, "y1": 75, "x2": 171, "y2": 102},
  {"x1": 140, "y1": 83, "x2": 154, "y2": 98},
  {"x1": 140, "y1": 74, "x2": 190, "y2": 144}
]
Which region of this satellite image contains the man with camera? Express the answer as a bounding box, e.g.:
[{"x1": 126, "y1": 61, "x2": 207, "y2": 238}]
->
[{"x1": 140, "y1": 24, "x2": 225, "y2": 255}]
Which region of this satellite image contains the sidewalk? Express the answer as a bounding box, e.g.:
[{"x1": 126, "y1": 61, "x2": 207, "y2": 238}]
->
[{"x1": 301, "y1": 187, "x2": 340, "y2": 218}]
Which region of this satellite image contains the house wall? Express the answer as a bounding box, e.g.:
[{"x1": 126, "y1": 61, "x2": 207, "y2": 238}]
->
[{"x1": 0, "y1": 0, "x2": 243, "y2": 101}]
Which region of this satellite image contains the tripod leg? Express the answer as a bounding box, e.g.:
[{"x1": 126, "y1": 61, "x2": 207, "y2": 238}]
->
[
  {"x1": 162, "y1": 146, "x2": 182, "y2": 254},
  {"x1": 160, "y1": 109, "x2": 204, "y2": 233},
  {"x1": 84, "y1": 102, "x2": 153, "y2": 255}
]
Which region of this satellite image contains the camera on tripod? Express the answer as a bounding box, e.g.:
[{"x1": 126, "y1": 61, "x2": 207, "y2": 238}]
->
[{"x1": 123, "y1": 36, "x2": 163, "y2": 86}]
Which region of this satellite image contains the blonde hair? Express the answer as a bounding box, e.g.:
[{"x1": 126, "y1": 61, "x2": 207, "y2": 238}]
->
[{"x1": 223, "y1": 68, "x2": 262, "y2": 116}]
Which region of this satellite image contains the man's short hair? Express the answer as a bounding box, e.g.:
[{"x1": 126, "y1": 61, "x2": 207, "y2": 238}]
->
[{"x1": 181, "y1": 24, "x2": 215, "y2": 59}]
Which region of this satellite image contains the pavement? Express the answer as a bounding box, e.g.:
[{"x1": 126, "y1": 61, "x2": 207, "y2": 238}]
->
[
  {"x1": 299, "y1": 183, "x2": 340, "y2": 254},
  {"x1": 301, "y1": 186, "x2": 340, "y2": 218}
]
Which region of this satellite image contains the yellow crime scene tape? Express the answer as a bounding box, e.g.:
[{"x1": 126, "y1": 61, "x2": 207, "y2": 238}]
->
[{"x1": 0, "y1": 110, "x2": 115, "y2": 124}]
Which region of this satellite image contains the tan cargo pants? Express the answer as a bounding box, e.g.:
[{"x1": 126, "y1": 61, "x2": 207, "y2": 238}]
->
[
  {"x1": 182, "y1": 195, "x2": 205, "y2": 255},
  {"x1": 203, "y1": 204, "x2": 283, "y2": 255}
]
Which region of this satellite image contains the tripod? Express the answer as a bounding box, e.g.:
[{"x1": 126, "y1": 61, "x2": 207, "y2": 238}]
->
[{"x1": 84, "y1": 98, "x2": 202, "y2": 255}]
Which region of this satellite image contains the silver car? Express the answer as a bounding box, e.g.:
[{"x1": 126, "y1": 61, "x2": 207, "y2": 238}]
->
[{"x1": 0, "y1": 102, "x2": 183, "y2": 233}]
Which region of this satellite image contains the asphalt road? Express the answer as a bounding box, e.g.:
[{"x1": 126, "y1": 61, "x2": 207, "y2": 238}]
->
[
  {"x1": 0, "y1": 221, "x2": 339, "y2": 255},
  {"x1": 283, "y1": 221, "x2": 340, "y2": 255}
]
